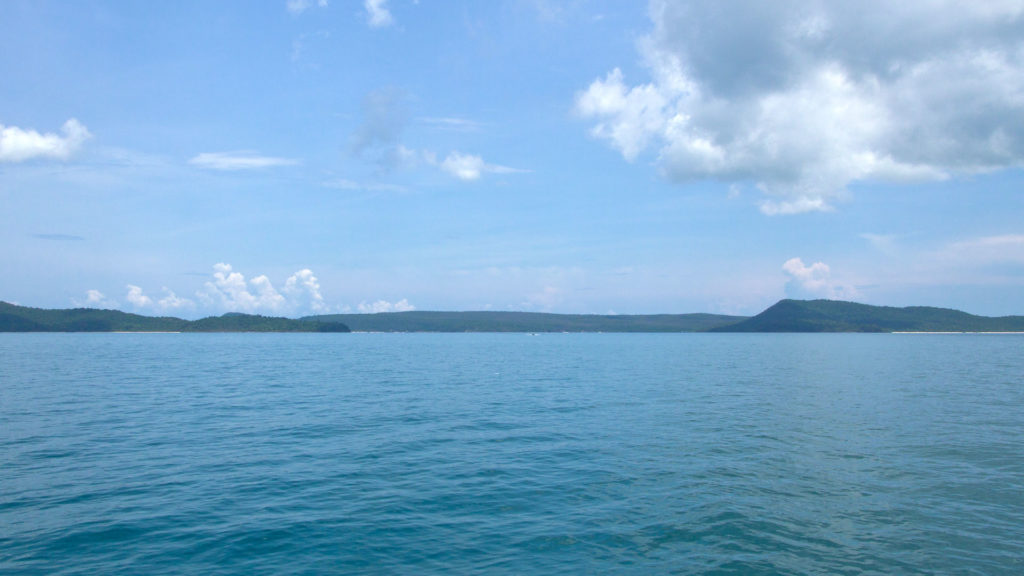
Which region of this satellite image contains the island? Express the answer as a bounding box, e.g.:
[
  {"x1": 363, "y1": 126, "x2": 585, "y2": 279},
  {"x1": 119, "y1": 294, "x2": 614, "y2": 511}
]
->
[
  {"x1": 3, "y1": 299, "x2": 1023, "y2": 333},
  {"x1": 0, "y1": 302, "x2": 350, "y2": 332},
  {"x1": 708, "y1": 299, "x2": 1024, "y2": 333}
]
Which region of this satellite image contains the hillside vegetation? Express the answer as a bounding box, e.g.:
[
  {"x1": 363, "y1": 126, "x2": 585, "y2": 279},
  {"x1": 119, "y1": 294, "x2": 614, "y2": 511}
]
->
[
  {"x1": 302, "y1": 310, "x2": 746, "y2": 332},
  {"x1": 0, "y1": 302, "x2": 349, "y2": 332},
  {"x1": 4, "y1": 299, "x2": 1023, "y2": 333},
  {"x1": 711, "y1": 299, "x2": 1024, "y2": 332}
]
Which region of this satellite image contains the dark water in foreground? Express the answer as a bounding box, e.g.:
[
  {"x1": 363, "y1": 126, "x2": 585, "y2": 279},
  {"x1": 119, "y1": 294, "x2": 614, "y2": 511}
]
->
[{"x1": 2, "y1": 333, "x2": 1022, "y2": 575}]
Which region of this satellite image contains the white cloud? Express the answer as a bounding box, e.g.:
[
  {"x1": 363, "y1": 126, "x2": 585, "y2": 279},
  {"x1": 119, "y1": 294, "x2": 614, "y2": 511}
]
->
[
  {"x1": 357, "y1": 298, "x2": 414, "y2": 313},
  {"x1": 157, "y1": 288, "x2": 194, "y2": 311},
  {"x1": 76, "y1": 289, "x2": 117, "y2": 309},
  {"x1": 349, "y1": 89, "x2": 521, "y2": 179},
  {"x1": 441, "y1": 152, "x2": 486, "y2": 180},
  {"x1": 0, "y1": 119, "x2": 91, "y2": 162},
  {"x1": 85, "y1": 290, "x2": 107, "y2": 305},
  {"x1": 943, "y1": 234, "x2": 1024, "y2": 265},
  {"x1": 284, "y1": 269, "x2": 328, "y2": 312},
  {"x1": 576, "y1": 1, "x2": 1024, "y2": 214},
  {"x1": 192, "y1": 263, "x2": 337, "y2": 315},
  {"x1": 126, "y1": 285, "x2": 154, "y2": 308},
  {"x1": 419, "y1": 116, "x2": 483, "y2": 131},
  {"x1": 861, "y1": 233, "x2": 899, "y2": 253},
  {"x1": 197, "y1": 263, "x2": 288, "y2": 313},
  {"x1": 287, "y1": 0, "x2": 327, "y2": 15},
  {"x1": 439, "y1": 151, "x2": 527, "y2": 181},
  {"x1": 782, "y1": 257, "x2": 858, "y2": 300},
  {"x1": 365, "y1": 0, "x2": 393, "y2": 28},
  {"x1": 189, "y1": 151, "x2": 298, "y2": 170},
  {"x1": 123, "y1": 285, "x2": 195, "y2": 312}
]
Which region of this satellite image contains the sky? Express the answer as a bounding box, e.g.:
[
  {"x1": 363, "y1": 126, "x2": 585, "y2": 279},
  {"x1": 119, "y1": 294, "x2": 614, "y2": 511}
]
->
[{"x1": 2, "y1": 0, "x2": 1024, "y2": 318}]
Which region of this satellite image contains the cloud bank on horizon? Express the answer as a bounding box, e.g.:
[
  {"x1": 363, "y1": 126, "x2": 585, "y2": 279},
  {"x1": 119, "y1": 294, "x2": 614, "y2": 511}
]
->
[
  {"x1": 577, "y1": 0, "x2": 1024, "y2": 214},
  {"x1": 80, "y1": 264, "x2": 417, "y2": 318}
]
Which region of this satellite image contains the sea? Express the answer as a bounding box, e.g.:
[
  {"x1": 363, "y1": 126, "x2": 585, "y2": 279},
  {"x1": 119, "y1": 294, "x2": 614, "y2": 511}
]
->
[{"x1": 2, "y1": 332, "x2": 1022, "y2": 575}]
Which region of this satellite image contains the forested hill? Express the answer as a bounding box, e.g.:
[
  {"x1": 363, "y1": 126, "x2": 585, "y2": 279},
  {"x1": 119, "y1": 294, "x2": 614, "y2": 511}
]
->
[
  {"x1": 301, "y1": 310, "x2": 746, "y2": 332},
  {"x1": 5, "y1": 299, "x2": 1023, "y2": 333},
  {"x1": 0, "y1": 302, "x2": 349, "y2": 332},
  {"x1": 710, "y1": 299, "x2": 1024, "y2": 332}
]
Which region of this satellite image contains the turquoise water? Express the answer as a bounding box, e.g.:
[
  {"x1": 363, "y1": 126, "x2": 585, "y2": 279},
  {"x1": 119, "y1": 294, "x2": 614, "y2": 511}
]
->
[{"x1": 2, "y1": 333, "x2": 1022, "y2": 575}]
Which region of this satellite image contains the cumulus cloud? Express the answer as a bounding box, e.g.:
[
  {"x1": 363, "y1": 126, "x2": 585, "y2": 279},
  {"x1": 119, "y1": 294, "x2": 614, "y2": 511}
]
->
[
  {"x1": 76, "y1": 289, "x2": 117, "y2": 309},
  {"x1": 782, "y1": 257, "x2": 858, "y2": 300},
  {"x1": 113, "y1": 265, "x2": 333, "y2": 316},
  {"x1": 0, "y1": 119, "x2": 91, "y2": 162},
  {"x1": 365, "y1": 0, "x2": 393, "y2": 28},
  {"x1": 576, "y1": 1, "x2": 1024, "y2": 214},
  {"x1": 126, "y1": 285, "x2": 154, "y2": 308},
  {"x1": 189, "y1": 151, "x2": 298, "y2": 170},
  {"x1": 188, "y1": 263, "x2": 339, "y2": 315},
  {"x1": 284, "y1": 268, "x2": 328, "y2": 312},
  {"x1": 85, "y1": 290, "x2": 108, "y2": 305},
  {"x1": 197, "y1": 263, "x2": 288, "y2": 313},
  {"x1": 439, "y1": 151, "x2": 527, "y2": 181},
  {"x1": 157, "y1": 288, "x2": 195, "y2": 311},
  {"x1": 287, "y1": 0, "x2": 327, "y2": 15},
  {"x1": 357, "y1": 298, "x2": 415, "y2": 313}
]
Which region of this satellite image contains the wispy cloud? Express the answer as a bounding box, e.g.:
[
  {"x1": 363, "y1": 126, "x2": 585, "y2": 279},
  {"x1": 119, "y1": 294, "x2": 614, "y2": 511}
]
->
[
  {"x1": 942, "y1": 234, "x2": 1024, "y2": 265},
  {"x1": 365, "y1": 0, "x2": 394, "y2": 28},
  {"x1": 156, "y1": 288, "x2": 194, "y2": 311},
  {"x1": 350, "y1": 88, "x2": 409, "y2": 169},
  {"x1": 0, "y1": 119, "x2": 91, "y2": 163},
  {"x1": 287, "y1": 0, "x2": 327, "y2": 15},
  {"x1": 419, "y1": 116, "x2": 483, "y2": 132},
  {"x1": 357, "y1": 298, "x2": 414, "y2": 313},
  {"x1": 189, "y1": 151, "x2": 299, "y2": 171},
  {"x1": 291, "y1": 30, "x2": 330, "y2": 64},
  {"x1": 439, "y1": 151, "x2": 528, "y2": 181}
]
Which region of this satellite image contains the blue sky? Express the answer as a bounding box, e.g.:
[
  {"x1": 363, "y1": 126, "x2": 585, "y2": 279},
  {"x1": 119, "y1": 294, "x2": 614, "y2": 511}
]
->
[{"x1": 2, "y1": 0, "x2": 1023, "y2": 318}]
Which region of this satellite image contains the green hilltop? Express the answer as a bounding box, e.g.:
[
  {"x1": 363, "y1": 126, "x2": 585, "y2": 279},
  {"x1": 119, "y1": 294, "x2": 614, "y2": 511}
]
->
[
  {"x1": 0, "y1": 302, "x2": 349, "y2": 333},
  {"x1": 3, "y1": 299, "x2": 1023, "y2": 333},
  {"x1": 709, "y1": 299, "x2": 1024, "y2": 333}
]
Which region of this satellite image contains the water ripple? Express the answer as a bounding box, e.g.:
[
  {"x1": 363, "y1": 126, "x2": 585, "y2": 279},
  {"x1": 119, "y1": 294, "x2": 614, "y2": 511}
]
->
[{"x1": 2, "y1": 333, "x2": 1023, "y2": 574}]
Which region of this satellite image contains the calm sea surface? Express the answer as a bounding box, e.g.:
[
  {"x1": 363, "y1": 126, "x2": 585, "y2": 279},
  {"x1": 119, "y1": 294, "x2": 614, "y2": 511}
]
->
[{"x1": 2, "y1": 333, "x2": 1022, "y2": 575}]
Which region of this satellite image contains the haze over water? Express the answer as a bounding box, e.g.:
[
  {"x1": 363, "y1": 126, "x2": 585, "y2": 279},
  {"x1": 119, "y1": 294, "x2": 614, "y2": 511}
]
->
[{"x1": 3, "y1": 333, "x2": 1023, "y2": 574}]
